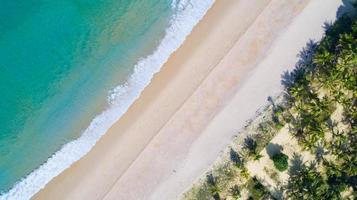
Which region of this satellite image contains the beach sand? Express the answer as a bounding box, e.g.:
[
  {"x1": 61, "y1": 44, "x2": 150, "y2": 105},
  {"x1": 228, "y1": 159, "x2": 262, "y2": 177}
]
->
[{"x1": 34, "y1": 0, "x2": 343, "y2": 199}]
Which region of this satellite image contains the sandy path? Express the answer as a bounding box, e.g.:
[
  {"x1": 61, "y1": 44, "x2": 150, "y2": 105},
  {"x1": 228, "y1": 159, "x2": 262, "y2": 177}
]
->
[{"x1": 34, "y1": 0, "x2": 344, "y2": 199}]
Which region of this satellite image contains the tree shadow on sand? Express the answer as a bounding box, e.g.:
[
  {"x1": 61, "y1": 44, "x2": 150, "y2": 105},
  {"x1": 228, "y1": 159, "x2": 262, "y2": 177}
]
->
[
  {"x1": 288, "y1": 153, "x2": 304, "y2": 177},
  {"x1": 280, "y1": 39, "x2": 317, "y2": 90},
  {"x1": 265, "y1": 143, "x2": 283, "y2": 158},
  {"x1": 230, "y1": 148, "x2": 244, "y2": 168},
  {"x1": 336, "y1": 0, "x2": 357, "y2": 18}
]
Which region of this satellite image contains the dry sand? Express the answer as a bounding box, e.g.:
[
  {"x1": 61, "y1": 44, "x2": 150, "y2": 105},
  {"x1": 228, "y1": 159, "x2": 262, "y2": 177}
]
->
[
  {"x1": 34, "y1": 0, "x2": 344, "y2": 199},
  {"x1": 246, "y1": 125, "x2": 315, "y2": 196}
]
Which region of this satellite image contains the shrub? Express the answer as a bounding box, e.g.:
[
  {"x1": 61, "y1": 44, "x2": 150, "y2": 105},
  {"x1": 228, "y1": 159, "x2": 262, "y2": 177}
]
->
[
  {"x1": 229, "y1": 185, "x2": 241, "y2": 199},
  {"x1": 230, "y1": 149, "x2": 244, "y2": 168},
  {"x1": 271, "y1": 152, "x2": 289, "y2": 172},
  {"x1": 240, "y1": 167, "x2": 250, "y2": 179},
  {"x1": 248, "y1": 177, "x2": 270, "y2": 199},
  {"x1": 244, "y1": 137, "x2": 257, "y2": 154},
  {"x1": 244, "y1": 137, "x2": 262, "y2": 160},
  {"x1": 206, "y1": 174, "x2": 220, "y2": 195}
]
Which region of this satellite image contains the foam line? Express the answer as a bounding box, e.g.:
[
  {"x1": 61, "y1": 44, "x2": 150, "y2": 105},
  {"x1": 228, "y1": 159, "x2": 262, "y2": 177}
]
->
[{"x1": 0, "y1": 0, "x2": 215, "y2": 199}]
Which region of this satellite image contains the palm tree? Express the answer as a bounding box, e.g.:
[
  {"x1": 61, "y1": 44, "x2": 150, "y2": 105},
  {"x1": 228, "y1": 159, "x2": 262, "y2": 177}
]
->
[
  {"x1": 229, "y1": 185, "x2": 241, "y2": 199},
  {"x1": 206, "y1": 173, "x2": 221, "y2": 199},
  {"x1": 286, "y1": 162, "x2": 328, "y2": 199},
  {"x1": 230, "y1": 148, "x2": 243, "y2": 168},
  {"x1": 243, "y1": 137, "x2": 262, "y2": 160}
]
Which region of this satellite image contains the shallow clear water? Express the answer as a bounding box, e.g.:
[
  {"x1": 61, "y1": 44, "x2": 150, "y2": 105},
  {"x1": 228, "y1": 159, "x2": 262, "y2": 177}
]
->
[{"x1": 0, "y1": 0, "x2": 172, "y2": 192}]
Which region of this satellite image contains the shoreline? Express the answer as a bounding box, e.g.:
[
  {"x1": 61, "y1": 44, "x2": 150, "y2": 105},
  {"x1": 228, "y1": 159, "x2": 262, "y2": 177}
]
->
[
  {"x1": 34, "y1": 0, "x2": 271, "y2": 199},
  {"x1": 34, "y1": 0, "x2": 343, "y2": 199},
  {"x1": 1, "y1": 1, "x2": 215, "y2": 199}
]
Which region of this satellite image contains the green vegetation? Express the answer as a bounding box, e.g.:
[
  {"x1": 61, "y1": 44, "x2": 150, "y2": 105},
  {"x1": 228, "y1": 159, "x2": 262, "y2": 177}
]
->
[
  {"x1": 271, "y1": 152, "x2": 288, "y2": 172},
  {"x1": 244, "y1": 137, "x2": 262, "y2": 161},
  {"x1": 287, "y1": 162, "x2": 329, "y2": 199},
  {"x1": 183, "y1": 9, "x2": 356, "y2": 200},
  {"x1": 246, "y1": 177, "x2": 270, "y2": 200},
  {"x1": 283, "y1": 13, "x2": 357, "y2": 199},
  {"x1": 229, "y1": 185, "x2": 241, "y2": 199},
  {"x1": 182, "y1": 103, "x2": 283, "y2": 200}
]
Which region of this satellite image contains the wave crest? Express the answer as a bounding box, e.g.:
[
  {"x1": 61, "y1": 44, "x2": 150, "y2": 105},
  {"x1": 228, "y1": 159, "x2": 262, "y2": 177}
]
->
[{"x1": 1, "y1": 0, "x2": 214, "y2": 199}]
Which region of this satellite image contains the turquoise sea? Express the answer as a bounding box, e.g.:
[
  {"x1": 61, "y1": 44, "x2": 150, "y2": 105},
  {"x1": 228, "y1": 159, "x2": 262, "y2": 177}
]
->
[{"x1": 0, "y1": 0, "x2": 214, "y2": 198}]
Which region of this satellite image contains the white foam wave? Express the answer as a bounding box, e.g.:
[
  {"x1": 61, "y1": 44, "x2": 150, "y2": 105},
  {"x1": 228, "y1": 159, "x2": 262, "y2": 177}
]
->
[{"x1": 0, "y1": 0, "x2": 215, "y2": 199}]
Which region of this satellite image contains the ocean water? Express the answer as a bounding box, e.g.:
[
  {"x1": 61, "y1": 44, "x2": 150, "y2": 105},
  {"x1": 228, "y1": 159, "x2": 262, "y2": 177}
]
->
[{"x1": 0, "y1": 0, "x2": 214, "y2": 199}]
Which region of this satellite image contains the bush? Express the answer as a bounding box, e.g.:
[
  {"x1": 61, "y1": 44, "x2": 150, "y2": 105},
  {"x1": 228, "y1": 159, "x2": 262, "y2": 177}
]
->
[
  {"x1": 244, "y1": 137, "x2": 257, "y2": 154},
  {"x1": 271, "y1": 152, "x2": 289, "y2": 172},
  {"x1": 230, "y1": 149, "x2": 243, "y2": 168},
  {"x1": 229, "y1": 185, "x2": 241, "y2": 199},
  {"x1": 244, "y1": 137, "x2": 262, "y2": 160},
  {"x1": 248, "y1": 177, "x2": 270, "y2": 199}
]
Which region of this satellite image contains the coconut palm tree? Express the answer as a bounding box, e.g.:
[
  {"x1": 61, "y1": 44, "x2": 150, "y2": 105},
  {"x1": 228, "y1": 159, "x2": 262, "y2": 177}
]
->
[{"x1": 286, "y1": 162, "x2": 328, "y2": 199}]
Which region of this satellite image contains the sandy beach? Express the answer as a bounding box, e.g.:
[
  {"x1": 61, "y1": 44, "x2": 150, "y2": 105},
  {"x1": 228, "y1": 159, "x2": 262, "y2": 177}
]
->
[{"x1": 34, "y1": 0, "x2": 343, "y2": 199}]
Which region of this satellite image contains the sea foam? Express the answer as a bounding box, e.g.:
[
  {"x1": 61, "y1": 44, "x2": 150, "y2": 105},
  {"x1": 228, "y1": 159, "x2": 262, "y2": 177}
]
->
[{"x1": 0, "y1": 0, "x2": 215, "y2": 199}]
